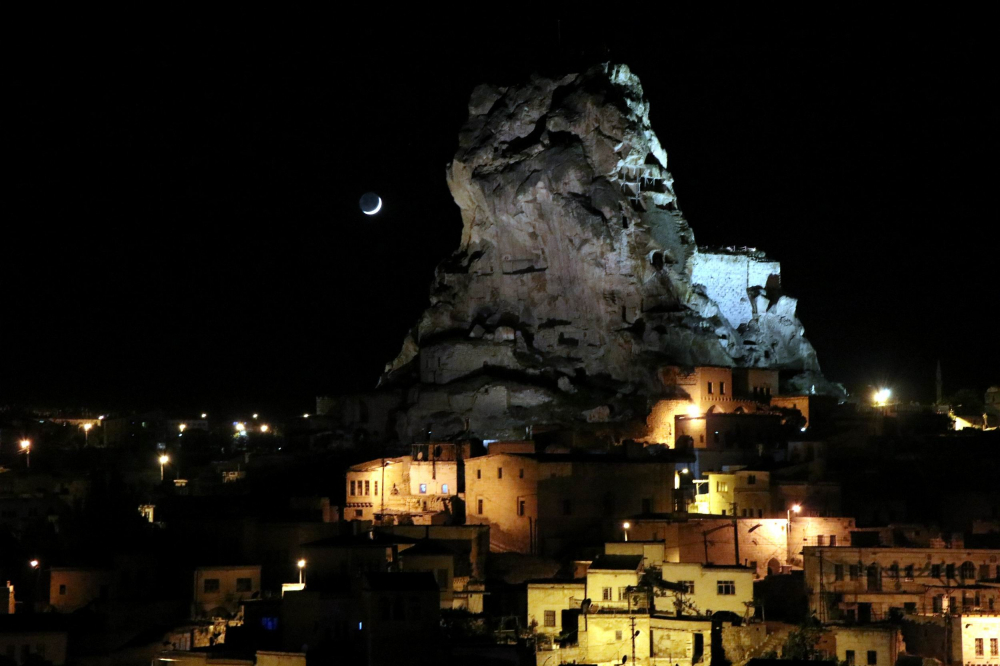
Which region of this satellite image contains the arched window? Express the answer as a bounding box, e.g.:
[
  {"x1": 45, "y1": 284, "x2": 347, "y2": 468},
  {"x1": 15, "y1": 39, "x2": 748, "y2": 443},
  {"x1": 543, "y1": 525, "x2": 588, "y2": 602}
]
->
[{"x1": 960, "y1": 561, "x2": 976, "y2": 581}]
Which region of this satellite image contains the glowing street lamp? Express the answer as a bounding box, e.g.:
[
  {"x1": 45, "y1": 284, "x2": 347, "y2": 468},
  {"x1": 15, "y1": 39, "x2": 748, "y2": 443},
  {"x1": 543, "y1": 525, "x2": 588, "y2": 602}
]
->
[
  {"x1": 873, "y1": 388, "x2": 891, "y2": 408},
  {"x1": 83, "y1": 422, "x2": 93, "y2": 445},
  {"x1": 787, "y1": 503, "x2": 802, "y2": 529},
  {"x1": 29, "y1": 559, "x2": 39, "y2": 569},
  {"x1": 20, "y1": 439, "x2": 31, "y2": 468},
  {"x1": 158, "y1": 454, "x2": 170, "y2": 481},
  {"x1": 686, "y1": 404, "x2": 701, "y2": 418},
  {"x1": 297, "y1": 559, "x2": 307, "y2": 584},
  {"x1": 260, "y1": 424, "x2": 270, "y2": 433},
  {"x1": 178, "y1": 423, "x2": 187, "y2": 433},
  {"x1": 623, "y1": 521, "x2": 631, "y2": 542},
  {"x1": 253, "y1": 413, "x2": 259, "y2": 419},
  {"x1": 201, "y1": 413, "x2": 207, "y2": 419}
]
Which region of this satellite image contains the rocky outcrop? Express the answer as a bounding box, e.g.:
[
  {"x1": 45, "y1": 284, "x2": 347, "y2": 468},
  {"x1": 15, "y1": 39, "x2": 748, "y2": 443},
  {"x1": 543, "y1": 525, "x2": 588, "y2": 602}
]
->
[{"x1": 381, "y1": 64, "x2": 838, "y2": 442}]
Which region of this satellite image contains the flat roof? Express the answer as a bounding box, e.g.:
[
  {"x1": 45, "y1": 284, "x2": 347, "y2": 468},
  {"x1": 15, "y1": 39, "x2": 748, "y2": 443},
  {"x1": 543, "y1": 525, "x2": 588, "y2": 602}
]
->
[{"x1": 590, "y1": 555, "x2": 643, "y2": 571}]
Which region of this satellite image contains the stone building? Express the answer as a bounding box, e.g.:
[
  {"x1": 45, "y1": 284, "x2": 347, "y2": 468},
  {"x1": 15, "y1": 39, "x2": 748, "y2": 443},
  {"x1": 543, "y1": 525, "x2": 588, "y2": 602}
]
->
[
  {"x1": 192, "y1": 565, "x2": 262, "y2": 618},
  {"x1": 628, "y1": 515, "x2": 856, "y2": 579},
  {"x1": 803, "y1": 546, "x2": 1000, "y2": 623},
  {"x1": 47, "y1": 568, "x2": 117, "y2": 613},
  {"x1": 529, "y1": 550, "x2": 757, "y2": 666},
  {"x1": 344, "y1": 442, "x2": 474, "y2": 524},
  {"x1": 465, "y1": 451, "x2": 675, "y2": 555}
]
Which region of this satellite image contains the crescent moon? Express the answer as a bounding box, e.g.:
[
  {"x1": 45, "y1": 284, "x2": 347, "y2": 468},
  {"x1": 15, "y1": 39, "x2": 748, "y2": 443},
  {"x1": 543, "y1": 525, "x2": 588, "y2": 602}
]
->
[{"x1": 363, "y1": 196, "x2": 382, "y2": 215}]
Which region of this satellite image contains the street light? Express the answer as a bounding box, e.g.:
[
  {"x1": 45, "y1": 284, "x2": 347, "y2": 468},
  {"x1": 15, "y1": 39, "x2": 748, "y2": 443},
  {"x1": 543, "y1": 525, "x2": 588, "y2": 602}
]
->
[
  {"x1": 201, "y1": 413, "x2": 207, "y2": 419},
  {"x1": 19, "y1": 440, "x2": 31, "y2": 468},
  {"x1": 29, "y1": 559, "x2": 39, "y2": 569},
  {"x1": 83, "y1": 422, "x2": 92, "y2": 445},
  {"x1": 260, "y1": 424, "x2": 269, "y2": 433},
  {"x1": 787, "y1": 503, "x2": 802, "y2": 529},
  {"x1": 873, "y1": 388, "x2": 891, "y2": 408},
  {"x1": 623, "y1": 521, "x2": 631, "y2": 542},
  {"x1": 158, "y1": 454, "x2": 170, "y2": 481},
  {"x1": 178, "y1": 423, "x2": 187, "y2": 433},
  {"x1": 297, "y1": 559, "x2": 307, "y2": 584}
]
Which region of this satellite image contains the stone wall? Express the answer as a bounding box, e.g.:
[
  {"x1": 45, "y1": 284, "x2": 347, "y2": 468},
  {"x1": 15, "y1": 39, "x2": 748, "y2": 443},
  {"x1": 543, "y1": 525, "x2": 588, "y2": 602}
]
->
[{"x1": 691, "y1": 251, "x2": 781, "y2": 329}]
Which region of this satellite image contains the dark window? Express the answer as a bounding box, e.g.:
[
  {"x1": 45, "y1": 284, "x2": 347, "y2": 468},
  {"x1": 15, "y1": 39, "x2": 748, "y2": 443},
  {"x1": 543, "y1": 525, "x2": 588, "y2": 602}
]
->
[
  {"x1": 365, "y1": 480, "x2": 370, "y2": 496},
  {"x1": 867, "y1": 650, "x2": 877, "y2": 665},
  {"x1": 476, "y1": 469, "x2": 481, "y2": 479},
  {"x1": 834, "y1": 564, "x2": 844, "y2": 581},
  {"x1": 846, "y1": 651, "x2": 855, "y2": 666},
  {"x1": 477, "y1": 499, "x2": 483, "y2": 515},
  {"x1": 544, "y1": 610, "x2": 556, "y2": 627},
  {"x1": 355, "y1": 509, "x2": 363, "y2": 517},
  {"x1": 747, "y1": 474, "x2": 756, "y2": 485},
  {"x1": 203, "y1": 578, "x2": 220, "y2": 593},
  {"x1": 945, "y1": 563, "x2": 955, "y2": 579},
  {"x1": 849, "y1": 565, "x2": 860, "y2": 581},
  {"x1": 960, "y1": 561, "x2": 976, "y2": 580},
  {"x1": 498, "y1": 467, "x2": 503, "y2": 479},
  {"x1": 707, "y1": 381, "x2": 714, "y2": 395},
  {"x1": 350, "y1": 480, "x2": 356, "y2": 495},
  {"x1": 830, "y1": 535, "x2": 837, "y2": 546},
  {"x1": 931, "y1": 564, "x2": 942, "y2": 578},
  {"x1": 642, "y1": 498, "x2": 652, "y2": 513},
  {"x1": 717, "y1": 580, "x2": 735, "y2": 595},
  {"x1": 236, "y1": 578, "x2": 252, "y2": 592},
  {"x1": 436, "y1": 569, "x2": 448, "y2": 588},
  {"x1": 519, "y1": 468, "x2": 524, "y2": 478},
  {"x1": 59, "y1": 584, "x2": 67, "y2": 595},
  {"x1": 720, "y1": 381, "x2": 726, "y2": 396},
  {"x1": 518, "y1": 500, "x2": 525, "y2": 517},
  {"x1": 374, "y1": 481, "x2": 378, "y2": 495}
]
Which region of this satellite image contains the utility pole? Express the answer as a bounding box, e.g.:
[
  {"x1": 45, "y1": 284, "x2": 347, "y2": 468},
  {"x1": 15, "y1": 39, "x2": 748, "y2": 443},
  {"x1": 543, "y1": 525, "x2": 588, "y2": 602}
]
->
[
  {"x1": 630, "y1": 614, "x2": 637, "y2": 665},
  {"x1": 733, "y1": 503, "x2": 741, "y2": 566}
]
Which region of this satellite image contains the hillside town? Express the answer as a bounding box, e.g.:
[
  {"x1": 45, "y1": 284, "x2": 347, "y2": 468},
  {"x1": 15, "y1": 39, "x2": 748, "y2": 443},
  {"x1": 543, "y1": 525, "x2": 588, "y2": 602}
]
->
[{"x1": 5, "y1": 26, "x2": 998, "y2": 666}]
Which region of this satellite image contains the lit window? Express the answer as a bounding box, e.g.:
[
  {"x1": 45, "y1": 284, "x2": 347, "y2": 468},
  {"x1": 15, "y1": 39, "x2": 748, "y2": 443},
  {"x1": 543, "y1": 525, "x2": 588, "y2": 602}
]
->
[
  {"x1": 419, "y1": 484, "x2": 427, "y2": 494},
  {"x1": 990, "y1": 638, "x2": 998, "y2": 657},
  {"x1": 364, "y1": 480, "x2": 370, "y2": 496},
  {"x1": 717, "y1": 580, "x2": 735, "y2": 595},
  {"x1": 441, "y1": 484, "x2": 449, "y2": 494},
  {"x1": 975, "y1": 639, "x2": 984, "y2": 657},
  {"x1": 374, "y1": 481, "x2": 378, "y2": 496}
]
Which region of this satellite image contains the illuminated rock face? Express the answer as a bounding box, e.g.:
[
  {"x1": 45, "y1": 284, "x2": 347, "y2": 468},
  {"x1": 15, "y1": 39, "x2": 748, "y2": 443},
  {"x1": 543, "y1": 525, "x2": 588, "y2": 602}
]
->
[{"x1": 383, "y1": 64, "x2": 835, "y2": 441}]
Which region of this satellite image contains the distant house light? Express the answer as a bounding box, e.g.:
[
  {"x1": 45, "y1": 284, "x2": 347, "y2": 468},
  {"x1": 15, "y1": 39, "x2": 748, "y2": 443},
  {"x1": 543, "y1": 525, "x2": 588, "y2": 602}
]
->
[
  {"x1": 419, "y1": 484, "x2": 427, "y2": 494},
  {"x1": 483, "y1": 439, "x2": 498, "y2": 447}
]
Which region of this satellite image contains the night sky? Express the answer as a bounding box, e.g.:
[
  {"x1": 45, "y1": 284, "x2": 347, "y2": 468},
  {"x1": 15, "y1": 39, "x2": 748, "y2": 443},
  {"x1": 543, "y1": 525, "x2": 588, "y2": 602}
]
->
[{"x1": 5, "y1": 20, "x2": 997, "y2": 414}]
